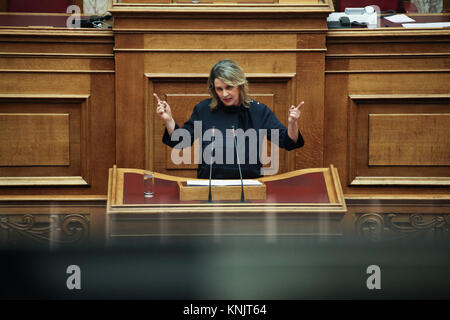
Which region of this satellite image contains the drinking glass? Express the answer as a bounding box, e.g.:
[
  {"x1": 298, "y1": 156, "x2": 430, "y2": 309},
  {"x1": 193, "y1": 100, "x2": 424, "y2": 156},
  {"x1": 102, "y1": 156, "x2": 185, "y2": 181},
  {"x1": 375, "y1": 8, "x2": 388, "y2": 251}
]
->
[{"x1": 143, "y1": 173, "x2": 154, "y2": 198}]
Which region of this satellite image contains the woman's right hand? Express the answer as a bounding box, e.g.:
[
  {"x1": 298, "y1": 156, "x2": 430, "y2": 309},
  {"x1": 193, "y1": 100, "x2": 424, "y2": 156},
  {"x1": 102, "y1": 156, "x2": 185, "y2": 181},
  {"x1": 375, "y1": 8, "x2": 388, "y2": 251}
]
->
[
  {"x1": 154, "y1": 93, "x2": 173, "y2": 123},
  {"x1": 154, "y1": 93, "x2": 175, "y2": 135}
]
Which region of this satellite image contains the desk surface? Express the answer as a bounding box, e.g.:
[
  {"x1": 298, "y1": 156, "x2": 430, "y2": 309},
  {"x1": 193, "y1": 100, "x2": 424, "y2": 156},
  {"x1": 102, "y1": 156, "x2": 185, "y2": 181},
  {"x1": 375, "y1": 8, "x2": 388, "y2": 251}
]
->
[
  {"x1": 382, "y1": 14, "x2": 450, "y2": 27},
  {"x1": 123, "y1": 172, "x2": 330, "y2": 205},
  {"x1": 0, "y1": 13, "x2": 85, "y2": 28},
  {"x1": 0, "y1": 13, "x2": 111, "y2": 28},
  {"x1": 1, "y1": 12, "x2": 449, "y2": 29}
]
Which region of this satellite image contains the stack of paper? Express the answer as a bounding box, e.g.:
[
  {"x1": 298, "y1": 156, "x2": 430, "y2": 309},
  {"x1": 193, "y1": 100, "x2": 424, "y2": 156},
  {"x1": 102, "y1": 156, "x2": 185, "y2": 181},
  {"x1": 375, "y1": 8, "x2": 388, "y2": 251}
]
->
[
  {"x1": 186, "y1": 179, "x2": 262, "y2": 186},
  {"x1": 402, "y1": 22, "x2": 450, "y2": 28},
  {"x1": 384, "y1": 14, "x2": 416, "y2": 23}
]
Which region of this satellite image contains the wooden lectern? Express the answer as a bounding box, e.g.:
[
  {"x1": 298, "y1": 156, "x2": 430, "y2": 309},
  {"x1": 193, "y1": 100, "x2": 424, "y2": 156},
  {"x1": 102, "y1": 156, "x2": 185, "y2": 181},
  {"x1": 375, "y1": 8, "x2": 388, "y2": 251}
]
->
[
  {"x1": 107, "y1": 165, "x2": 346, "y2": 214},
  {"x1": 106, "y1": 165, "x2": 347, "y2": 239}
]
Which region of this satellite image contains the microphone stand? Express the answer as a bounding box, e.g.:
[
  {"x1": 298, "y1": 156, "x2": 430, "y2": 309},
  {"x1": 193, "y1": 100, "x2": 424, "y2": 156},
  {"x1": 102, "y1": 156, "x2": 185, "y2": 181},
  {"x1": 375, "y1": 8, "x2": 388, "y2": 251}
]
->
[
  {"x1": 232, "y1": 126, "x2": 245, "y2": 203},
  {"x1": 208, "y1": 126, "x2": 215, "y2": 203}
]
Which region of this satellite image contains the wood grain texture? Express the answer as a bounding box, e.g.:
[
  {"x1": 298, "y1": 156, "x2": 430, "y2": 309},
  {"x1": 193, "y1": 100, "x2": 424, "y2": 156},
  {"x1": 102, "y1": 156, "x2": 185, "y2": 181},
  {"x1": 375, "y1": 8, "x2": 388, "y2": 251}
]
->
[
  {"x1": 368, "y1": 114, "x2": 450, "y2": 166},
  {"x1": 0, "y1": 28, "x2": 115, "y2": 196},
  {"x1": 294, "y1": 51, "x2": 325, "y2": 169},
  {"x1": 0, "y1": 113, "x2": 69, "y2": 166},
  {"x1": 326, "y1": 26, "x2": 450, "y2": 196},
  {"x1": 2, "y1": 6, "x2": 450, "y2": 199},
  {"x1": 323, "y1": 73, "x2": 349, "y2": 185},
  {"x1": 347, "y1": 96, "x2": 450, "y2": 189},
  {"x1": 115, "y1": 52, "x2": 145, "y2": 169},
  {"x1": 142, "y1": 33, "x2": 298, "y2": 50}
]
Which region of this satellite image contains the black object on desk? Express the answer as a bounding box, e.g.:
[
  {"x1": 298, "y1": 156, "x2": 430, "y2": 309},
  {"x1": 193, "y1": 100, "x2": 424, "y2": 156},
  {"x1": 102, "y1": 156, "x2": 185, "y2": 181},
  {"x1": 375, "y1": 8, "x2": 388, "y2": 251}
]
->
[
  {"x1": 340, "y1": 16, "x2": 351, "y2": 26},
  {"x1": 327, "y1": 16, "x2": 368, "y2": 29}
]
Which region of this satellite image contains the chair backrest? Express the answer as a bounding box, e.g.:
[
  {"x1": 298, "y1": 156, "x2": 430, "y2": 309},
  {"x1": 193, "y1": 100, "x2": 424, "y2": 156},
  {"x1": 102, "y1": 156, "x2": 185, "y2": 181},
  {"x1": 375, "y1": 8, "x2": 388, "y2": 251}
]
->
[
  {"x1": 402, "y1": 1, "x2": 419, "y2": 13},
  {"x1": 8, "y1": 0, "x2": 71, "y2": 13},
  {"x1": 339, "y1": 0, "x2": 399, "y2": 12}
]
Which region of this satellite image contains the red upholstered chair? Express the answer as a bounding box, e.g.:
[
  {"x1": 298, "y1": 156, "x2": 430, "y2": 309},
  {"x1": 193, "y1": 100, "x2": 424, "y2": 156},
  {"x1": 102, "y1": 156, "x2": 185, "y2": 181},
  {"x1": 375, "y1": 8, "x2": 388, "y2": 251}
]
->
[
  {"x1": 402, "y1": 1, "x2": 419, "y2": 13},
  {"x1": 8, "y1": 0, "x2": 71, "y2": 13},
  {"x1": 339, "y1": 0, "x2": 399, "y2": 12}
]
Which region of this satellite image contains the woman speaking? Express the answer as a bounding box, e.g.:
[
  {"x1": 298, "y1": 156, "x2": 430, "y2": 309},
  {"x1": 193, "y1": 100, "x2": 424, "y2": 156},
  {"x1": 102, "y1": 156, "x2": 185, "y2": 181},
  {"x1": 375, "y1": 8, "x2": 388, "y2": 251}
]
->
[{"x1": 155, "y1": 59, "x2": 305, "y2": 179}]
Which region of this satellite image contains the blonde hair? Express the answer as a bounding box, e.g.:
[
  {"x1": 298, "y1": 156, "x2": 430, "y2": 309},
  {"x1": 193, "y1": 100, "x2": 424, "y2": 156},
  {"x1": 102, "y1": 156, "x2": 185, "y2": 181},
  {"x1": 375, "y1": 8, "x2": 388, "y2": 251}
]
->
[{"x1": 208, "y1": 60, "x2": 252, "y2": 110}]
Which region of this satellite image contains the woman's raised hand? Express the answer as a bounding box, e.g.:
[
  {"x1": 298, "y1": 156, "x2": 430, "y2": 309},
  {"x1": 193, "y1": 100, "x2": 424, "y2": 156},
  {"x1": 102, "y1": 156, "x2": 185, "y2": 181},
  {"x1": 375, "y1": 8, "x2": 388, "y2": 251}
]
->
[
  {"x1": 287, "y1": 101, "x2": 304, "y2": 143},
  {"x1": 288, "y1": 101, "x2": 304, "y2": 124},
  {"x1": 154, "y1": 93, "x2": 173, "y2": 123},
  {"x1": 154, "y1": 93, "x2": 175, "y2": 135}
]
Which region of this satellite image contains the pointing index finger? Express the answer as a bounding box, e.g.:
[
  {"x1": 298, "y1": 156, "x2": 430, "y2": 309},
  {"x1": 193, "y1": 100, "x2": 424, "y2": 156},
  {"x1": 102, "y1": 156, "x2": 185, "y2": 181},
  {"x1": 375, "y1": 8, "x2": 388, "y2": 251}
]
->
[
  {"x1": 153, "y1": 93, "x2": 162, "y2": 103},
  {"x1": 295, "y1": 101, "x2": 304, "y2": 110}
]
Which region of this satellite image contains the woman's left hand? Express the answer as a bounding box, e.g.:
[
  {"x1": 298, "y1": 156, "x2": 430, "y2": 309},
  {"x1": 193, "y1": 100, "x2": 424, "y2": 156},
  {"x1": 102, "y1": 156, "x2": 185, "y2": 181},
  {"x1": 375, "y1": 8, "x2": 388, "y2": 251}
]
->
[
  {"x1": 288, "y1": 101, "x2": 304, "y2": 124},
  {"x1": 287, "y1": 101, "x2": 304, "y2": 142}
]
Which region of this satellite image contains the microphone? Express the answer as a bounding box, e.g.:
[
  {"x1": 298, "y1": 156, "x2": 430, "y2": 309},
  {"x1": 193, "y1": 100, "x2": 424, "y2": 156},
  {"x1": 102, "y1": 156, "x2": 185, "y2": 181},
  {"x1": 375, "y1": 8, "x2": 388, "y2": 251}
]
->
[
  {"x1": 208, "y1": 126, "x2": 215, "y2": 203},
  {"x1": 232, "y1": 126, "x2": 245, "y2": 203}
]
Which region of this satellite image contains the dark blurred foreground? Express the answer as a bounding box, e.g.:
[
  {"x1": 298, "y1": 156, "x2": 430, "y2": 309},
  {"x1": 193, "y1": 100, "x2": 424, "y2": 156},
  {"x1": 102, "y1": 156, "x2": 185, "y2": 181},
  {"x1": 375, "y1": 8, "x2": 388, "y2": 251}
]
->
[{"x1": 1, "y1": 236, "x2": 449, "y2": 300}]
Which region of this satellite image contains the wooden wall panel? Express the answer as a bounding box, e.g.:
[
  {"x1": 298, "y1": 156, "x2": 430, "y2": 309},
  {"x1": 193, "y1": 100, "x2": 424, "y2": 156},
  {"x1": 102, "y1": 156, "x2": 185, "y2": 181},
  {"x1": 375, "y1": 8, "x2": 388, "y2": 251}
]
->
[
  {"x1": 115, "y1": 52, "x2": 145, "y2": 170},
  {"x1": 114, "y1": 17, "x2": 325, "y2": 30},
  {"x1": 348, "y1": 73, "x2": 450, "y2": 94},
  {"x1": 348, "y1": 97, "x2": 450, "y2": 186},
  {"x1": 139, "y1": 52, "x2": 298, "y2": 74},
  {"x1": 325, "y1": 28, "x2": 450, "y2": 196},
  {"x1": 324, "y1": 73, "x2": 349, "y2": 186},
  {"x1": 295, "y1": 51, "x2": 325, "y2": 169},
  {"x1": 0, "y1": 28, "x2": 115, "y2": 196},
  {"x1": 0, "y1": 113, "x2": 70, "y2": 166},
  {"x1": 141, "y1": 33, "x2": 298, "y2": 50},
  {"x1": 326, "y1": 56, "x2": 450, "y2": 72},
  {"x1": 368, "y1": 114, "x2": 450, "y2": 166},
  {"x1": 0, "y1": 96, "x2": 87, "y2": 183}
]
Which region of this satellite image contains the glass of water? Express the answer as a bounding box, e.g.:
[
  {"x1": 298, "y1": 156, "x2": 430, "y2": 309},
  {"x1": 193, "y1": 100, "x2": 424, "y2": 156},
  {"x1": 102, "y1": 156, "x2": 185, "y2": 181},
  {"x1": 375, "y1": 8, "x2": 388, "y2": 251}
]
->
[{"x1": 143, "y1": 173, "x2": 155, "y2": 198}]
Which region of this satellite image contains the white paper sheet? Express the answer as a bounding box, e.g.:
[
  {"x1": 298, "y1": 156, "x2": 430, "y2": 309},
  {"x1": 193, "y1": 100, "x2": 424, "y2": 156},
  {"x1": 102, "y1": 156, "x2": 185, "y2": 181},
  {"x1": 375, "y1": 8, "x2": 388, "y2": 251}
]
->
[
  {"x1": 384, "y1": 14, "x2": 416, "y2": 23},
  {"x1": 402, "y1": 22, "x2": 450, "y2": 28},
  {"x1": 186, "y1": 179, "x2": 262, "y2": 186}
]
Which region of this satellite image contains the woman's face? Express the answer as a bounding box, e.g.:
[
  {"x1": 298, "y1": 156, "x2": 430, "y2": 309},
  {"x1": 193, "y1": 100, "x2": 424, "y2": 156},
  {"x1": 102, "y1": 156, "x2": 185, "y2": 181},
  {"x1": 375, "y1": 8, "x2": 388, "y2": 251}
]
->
[{"x1": 214, "y1": 78, "x2": 240, "y2": 107}]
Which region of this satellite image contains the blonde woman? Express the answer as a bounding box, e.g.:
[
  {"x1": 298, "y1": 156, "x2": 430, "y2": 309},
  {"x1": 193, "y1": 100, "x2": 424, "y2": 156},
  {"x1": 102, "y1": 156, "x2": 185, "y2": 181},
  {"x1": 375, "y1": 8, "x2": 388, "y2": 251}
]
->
[{"x1": 155, "y1": 60, "x2": 305, "y2": 179}]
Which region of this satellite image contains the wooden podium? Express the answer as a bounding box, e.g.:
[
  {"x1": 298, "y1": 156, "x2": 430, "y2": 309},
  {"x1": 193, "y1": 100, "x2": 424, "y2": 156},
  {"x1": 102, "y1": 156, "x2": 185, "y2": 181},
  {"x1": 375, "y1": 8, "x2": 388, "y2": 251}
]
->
[
  {"x1": 107, "y1": 165, "x2": 346, "y2": 214},
  {"x1": 106, "y1": 165, "x2": 346, "y2": 239}
]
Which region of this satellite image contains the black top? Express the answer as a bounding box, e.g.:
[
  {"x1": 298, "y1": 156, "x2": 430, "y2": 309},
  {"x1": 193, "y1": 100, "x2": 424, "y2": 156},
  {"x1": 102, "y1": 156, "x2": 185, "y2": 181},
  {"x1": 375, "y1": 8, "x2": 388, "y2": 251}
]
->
[{"x1": 163, "y1": 98, "x2": 304, "y2": 179}]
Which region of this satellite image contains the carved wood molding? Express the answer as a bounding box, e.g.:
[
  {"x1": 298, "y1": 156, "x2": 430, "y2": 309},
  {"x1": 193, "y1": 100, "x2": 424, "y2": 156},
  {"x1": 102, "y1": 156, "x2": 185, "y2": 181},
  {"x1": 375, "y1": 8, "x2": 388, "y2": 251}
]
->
[
  {"x1": 0, "y1": 213, "x2": 90, "y2": 245},
  {"x1": 355, "y1": 212, "x2": 450, "y2": 241}
]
